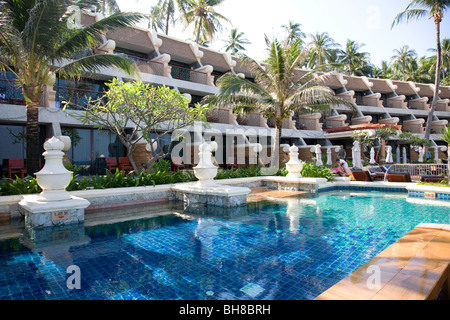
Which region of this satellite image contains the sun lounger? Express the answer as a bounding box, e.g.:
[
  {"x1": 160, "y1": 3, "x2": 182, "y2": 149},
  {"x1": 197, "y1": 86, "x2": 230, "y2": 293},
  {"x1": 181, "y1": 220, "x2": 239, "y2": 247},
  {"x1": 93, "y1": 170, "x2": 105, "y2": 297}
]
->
[
  {"x1": 386, "y1": 172, "x2": 412, "y2": 183},
  {"x1": 420, "y1": 175, "x2": 446, "y2": 183},
  {"x1": 352, "y1": 170, "x2": 373, "y2": 182}
]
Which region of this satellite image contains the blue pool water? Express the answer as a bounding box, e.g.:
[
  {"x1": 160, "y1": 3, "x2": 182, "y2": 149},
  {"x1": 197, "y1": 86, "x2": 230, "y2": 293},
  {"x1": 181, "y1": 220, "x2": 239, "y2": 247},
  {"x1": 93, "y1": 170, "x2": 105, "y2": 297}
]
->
[{"x1": 0, "y1": 191, "x2": 450, "y2": 300}]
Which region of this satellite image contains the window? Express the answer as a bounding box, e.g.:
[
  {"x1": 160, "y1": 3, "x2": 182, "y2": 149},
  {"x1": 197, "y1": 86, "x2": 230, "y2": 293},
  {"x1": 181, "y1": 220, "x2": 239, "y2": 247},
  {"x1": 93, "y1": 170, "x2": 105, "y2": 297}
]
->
[
  {"x1": 55, "y1": 78, "x2": 107, "y2": 110},
  {"x1": 0, "y1": 72, "x2": 25, "y2": 104},
  {"x1": 62, "y1": 127, "x2": 126, "y2": 175}
]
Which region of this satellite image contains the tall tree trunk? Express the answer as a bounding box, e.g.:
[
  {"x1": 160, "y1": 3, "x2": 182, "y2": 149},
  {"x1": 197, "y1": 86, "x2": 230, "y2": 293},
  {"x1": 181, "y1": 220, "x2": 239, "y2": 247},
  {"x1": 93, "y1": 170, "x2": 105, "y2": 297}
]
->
[
  {"x1": 26, "y1": 104, "x2": 41, "y2": 176},
  {"x1": 271, "y1": 118, "x2": 284, "y2": 169},
  {"x1": 196, "y1": 16, "x2": 203, "y2": 44},
  {"x1": 165, "y1": 2, "x2": 171, "y2": 35},
  {"x1": 424, "y1": 21, "x2": 442, "y2": 142}
]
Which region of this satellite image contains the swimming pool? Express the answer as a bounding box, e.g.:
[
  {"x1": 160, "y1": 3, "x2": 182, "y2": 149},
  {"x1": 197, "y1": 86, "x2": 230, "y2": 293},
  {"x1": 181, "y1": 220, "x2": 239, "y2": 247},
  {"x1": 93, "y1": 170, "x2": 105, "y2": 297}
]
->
[{"x1": 0, "y1": 191, "x2": 449, "y2": 300}]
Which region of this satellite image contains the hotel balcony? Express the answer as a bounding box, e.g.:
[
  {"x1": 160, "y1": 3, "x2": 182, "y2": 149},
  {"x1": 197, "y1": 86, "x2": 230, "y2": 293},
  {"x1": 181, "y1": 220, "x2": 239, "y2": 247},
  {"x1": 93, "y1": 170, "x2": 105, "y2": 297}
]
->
[
  {"x1": 325, "y1": 114, "x2": 348, "y2": 129},
  {"x1": 435, "y1": 99, "x2": 450, "y2": 112},
  {"x1": 206, "y1": 108, "x2": 238, "y2": 125},
  {"x1": 431, "y1": 119, "x2": 449, "y2": 134},
  {"x1": 336, "y1": 90, "x2": 356, "y2": 105},
  {"x1": 244, "y1": 112, "x2": 269, "y2": 128},
  {"x1": 402, "y1": 118, "x2": 425, "y2": 134},
  {"x1": 386, "y1": 95, "x2": 408, "y2": 109},
  {"x1": 297, "y1": 113, "x2": 323, "y2": 131},
  {"x1": 351, "y1": 115, "x2": 372, "y2": 125},
  {"x1": 362, "y1": 93, "x2": 383, "y2": 108},
  {"x1": 408, "y1": 97, "x2": 430, "y2": 110}
]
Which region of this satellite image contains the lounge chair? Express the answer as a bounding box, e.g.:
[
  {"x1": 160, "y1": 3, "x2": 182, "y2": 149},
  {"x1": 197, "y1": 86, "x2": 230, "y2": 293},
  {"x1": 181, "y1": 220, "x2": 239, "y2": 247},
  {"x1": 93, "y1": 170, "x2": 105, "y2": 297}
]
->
[
  {"x1": 352, "y1": 170, "x2": 373, "y2": 182},
  {"x1": 367, "y1": 166, "x2": 387, "y2": 181},
  {"x1": 386, "y1": 172, "x2": 412, "y2": 183},
  {"x1": 420, "y1": 175, "x2": 446, "y2": 183}
]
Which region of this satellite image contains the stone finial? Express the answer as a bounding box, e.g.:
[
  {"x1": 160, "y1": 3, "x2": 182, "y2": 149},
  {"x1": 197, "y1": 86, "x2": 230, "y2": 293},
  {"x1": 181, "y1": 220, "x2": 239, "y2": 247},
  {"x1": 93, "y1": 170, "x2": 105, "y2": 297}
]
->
[{"x1": 43, "y1": 136, "x2": 65, "y2": 151}]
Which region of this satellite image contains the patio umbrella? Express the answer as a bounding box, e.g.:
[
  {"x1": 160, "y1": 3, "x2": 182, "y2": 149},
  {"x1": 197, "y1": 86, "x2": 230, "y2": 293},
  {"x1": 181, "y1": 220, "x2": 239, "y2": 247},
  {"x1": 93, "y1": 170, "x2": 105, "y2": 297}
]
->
[
  {"x1": 352, "y1": 141, "x2": 363, "y2": 169},
  {"x1": 417, "y1": 146, "x2": 424, "y2": 163},
  {"x1": 396, "y1": 146, "x2": 401, "y2": 164},
  {"x1": 315, "y1": 144, "x2": 323, "y2": 166},
  {"x1": 326, "y1": 148, "x2": 333, "y2": 166},
  {"x1": 403, "y1": 147, "x2": 407, "y2": 164},
  {"x1": 386, "y1": 146, "x2": 393, "y2": 163},
  {"x1": 369, "y1": 147, "x2": 376, "y2": 165}
]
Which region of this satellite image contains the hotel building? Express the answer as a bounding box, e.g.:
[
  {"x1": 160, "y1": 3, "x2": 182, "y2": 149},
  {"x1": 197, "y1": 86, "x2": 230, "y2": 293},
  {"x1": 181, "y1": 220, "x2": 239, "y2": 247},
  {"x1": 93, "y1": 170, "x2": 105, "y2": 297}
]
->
[{"x1": 0, "y1": 11, "x2": 449, "y2": 175}]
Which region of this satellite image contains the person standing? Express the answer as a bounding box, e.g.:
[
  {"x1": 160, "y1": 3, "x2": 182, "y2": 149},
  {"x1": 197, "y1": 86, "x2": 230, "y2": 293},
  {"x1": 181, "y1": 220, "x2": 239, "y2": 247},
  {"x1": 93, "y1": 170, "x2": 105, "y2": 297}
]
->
[{"x1": 338, "y1": 145, "x2": 346, "y2": 160}]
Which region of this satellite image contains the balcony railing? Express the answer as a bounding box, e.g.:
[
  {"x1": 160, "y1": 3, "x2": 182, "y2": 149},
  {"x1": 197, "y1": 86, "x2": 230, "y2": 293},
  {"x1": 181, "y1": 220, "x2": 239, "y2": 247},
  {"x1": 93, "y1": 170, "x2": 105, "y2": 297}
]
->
[
  {"x1": 0, "y1": 78, "x2": 25, "y2": 105},
  {"x1": 54, "y1": 85, "x2": 105, "y2": 110},
  {"x1": 113, "y1": 52, "x2": 165, "y2": 77},
  {"x1": 169, "y1": 64, "x2": 208, "y2": 85}
]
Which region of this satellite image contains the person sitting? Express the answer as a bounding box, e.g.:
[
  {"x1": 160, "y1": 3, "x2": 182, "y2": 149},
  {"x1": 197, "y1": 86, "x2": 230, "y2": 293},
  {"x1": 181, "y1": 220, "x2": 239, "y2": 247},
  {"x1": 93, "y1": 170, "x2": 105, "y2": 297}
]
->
[{"x1": 336, "y1": 158, "x2": 352, "y2": 177}]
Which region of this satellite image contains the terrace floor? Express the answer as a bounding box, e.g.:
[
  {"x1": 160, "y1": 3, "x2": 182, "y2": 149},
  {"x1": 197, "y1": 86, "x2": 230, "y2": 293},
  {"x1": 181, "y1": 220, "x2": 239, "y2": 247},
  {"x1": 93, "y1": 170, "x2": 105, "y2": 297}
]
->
[{"x1": 315, "y1": 224, "x2": 450, "y2": 300}]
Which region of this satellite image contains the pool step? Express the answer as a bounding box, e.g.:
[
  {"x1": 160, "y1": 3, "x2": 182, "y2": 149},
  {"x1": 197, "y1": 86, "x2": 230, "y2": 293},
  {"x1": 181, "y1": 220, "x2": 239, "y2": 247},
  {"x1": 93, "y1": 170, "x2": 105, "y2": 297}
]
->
[{"x1": 249, "y1": 187, "x2": 270, "y2": 194}]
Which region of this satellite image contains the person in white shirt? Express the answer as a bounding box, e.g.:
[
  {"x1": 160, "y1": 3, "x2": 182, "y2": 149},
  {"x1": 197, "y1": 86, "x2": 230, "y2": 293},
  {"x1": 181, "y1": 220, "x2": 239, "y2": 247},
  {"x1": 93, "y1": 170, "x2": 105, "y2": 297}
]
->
[{"x1": 335, "y1": 158, "x2": 351, "y2": 176}]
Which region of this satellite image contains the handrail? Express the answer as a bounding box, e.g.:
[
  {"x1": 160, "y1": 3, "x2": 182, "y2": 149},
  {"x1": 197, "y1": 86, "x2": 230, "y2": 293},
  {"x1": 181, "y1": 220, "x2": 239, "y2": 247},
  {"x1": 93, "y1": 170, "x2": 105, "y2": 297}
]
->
[{"x1": 383, "y1": 163, "x2": 448, "y2": 181}]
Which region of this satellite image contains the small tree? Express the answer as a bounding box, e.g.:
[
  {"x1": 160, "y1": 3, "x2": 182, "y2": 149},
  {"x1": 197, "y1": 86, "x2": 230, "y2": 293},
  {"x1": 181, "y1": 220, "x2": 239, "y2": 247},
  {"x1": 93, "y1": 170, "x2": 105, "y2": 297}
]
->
[
  {"x1": 352, "y1": 130, "x2": 375, "y2": 152},
  {"x1": 76, "y1": 79, "x2": 209, "y2": 173},
  {"x1": 374, "y1": 127, "x2": 399, "y2": 163}
]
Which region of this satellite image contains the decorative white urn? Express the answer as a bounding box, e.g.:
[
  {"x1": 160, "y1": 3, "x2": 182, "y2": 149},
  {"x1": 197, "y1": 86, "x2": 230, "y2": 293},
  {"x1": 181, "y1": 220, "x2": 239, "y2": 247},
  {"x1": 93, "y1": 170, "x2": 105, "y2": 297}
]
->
[
  {"x1": 194, "y1": 142, "x2": 219, "y2": 185},
  {"x1": 35, "y1": 137, "x2": 73, "y2": 202},
  {"x1": 286, "y1": 146, "x2": 304, "y2": 178}
]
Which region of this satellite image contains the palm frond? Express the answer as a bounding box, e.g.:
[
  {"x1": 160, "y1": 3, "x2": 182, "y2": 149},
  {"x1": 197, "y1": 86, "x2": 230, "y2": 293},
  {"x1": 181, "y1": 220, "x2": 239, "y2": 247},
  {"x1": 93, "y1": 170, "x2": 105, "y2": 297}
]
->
[
  {"x1": 392, "y1": 8, "x2": 428, "y2": 28},
  {"x1": 290, "y1": 85, "x2": 357, "y2": 112},
  {"x1": 58, "y1": 53, "x2": 139, "y2": 78},
  {"x1": 55, "y1": 12, "x2": 144, "y2": 58}
]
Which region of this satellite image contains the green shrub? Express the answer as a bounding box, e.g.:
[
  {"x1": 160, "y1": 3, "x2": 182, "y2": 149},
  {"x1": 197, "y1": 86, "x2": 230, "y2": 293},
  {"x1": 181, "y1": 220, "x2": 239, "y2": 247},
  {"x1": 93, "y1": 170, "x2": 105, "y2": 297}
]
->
[
  {"x1": 417, "y1": 179, "x2": 449, "y2": 188},
  {"x1": 0, "y1": 176, "x2": 42, "y2": 195},
  {"x1": 215, "y1": 166, "x2": 261, "y2": 180},
  {"x1": 300, "y1": 162, "x2": 334, "y2": 181},
  {"x1": 276, "y1": 166, "x2": 288, "y2": 177}
]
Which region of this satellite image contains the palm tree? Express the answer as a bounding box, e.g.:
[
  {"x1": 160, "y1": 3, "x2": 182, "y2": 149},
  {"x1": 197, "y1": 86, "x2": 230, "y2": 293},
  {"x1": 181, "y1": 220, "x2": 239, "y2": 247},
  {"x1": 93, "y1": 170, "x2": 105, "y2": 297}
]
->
[
  {"x1": 281, "y1": 21, "x2": 306, "y2": 45},
  {"x1": 373, "y1": 60, "x2": 394, "y2": 79},
  {"x1": 180, "y1": 0, "x2": 230, "y2": 45},
  {"x1": 149, "y1": 0, "x2": 189, "y2": 35},
  {"x1": 339, "y1": 40, "x2": 371, "y2": 76},
  {"x1": 404, "y1": 56, "x2": 433, "y2": 83},
  {"x1": 306, "y1": 32, "x2": 341, "y2": 70},
  {"x1": 0, "y1": 0, "x2": 143, "y2": 176},
  {"x1": 83, "y1": 0, "x2": 121, "y2": 16},
  {"x1": 391, "y1": 45, "x2": 418, "y2": 81},
  {"x1": 223, "y1": 28, "x2": 251, "y2": 55},
  {"x1": 392, "y1": 0, "x2": 450, "y2": 142},
  {"x1": 203, "y1": 37, "x2": 356, "y2": 169},
  {"x1": 429, "y1": 38, "x2": 450, "y2": 80}
]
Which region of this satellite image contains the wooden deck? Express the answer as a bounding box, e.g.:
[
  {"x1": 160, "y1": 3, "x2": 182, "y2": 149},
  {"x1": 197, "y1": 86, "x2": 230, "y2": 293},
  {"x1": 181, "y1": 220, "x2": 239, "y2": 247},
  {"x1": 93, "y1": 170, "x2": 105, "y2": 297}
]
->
[{"x1": 315, "y1": 224, "x2": 450, "y2": 300}]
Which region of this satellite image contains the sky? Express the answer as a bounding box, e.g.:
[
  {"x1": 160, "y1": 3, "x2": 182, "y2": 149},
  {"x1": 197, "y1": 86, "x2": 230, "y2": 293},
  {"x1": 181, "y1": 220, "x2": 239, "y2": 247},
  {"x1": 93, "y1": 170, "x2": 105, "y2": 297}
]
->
[{"x1": 115, "y1": 0, "x2": 450, "y2": 67}]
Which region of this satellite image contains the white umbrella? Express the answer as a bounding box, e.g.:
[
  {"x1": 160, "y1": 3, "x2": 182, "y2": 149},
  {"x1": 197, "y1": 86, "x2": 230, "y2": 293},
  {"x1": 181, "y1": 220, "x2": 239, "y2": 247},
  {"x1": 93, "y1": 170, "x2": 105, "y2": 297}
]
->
[
  {"x1": 396, "y1": 145, "x2": 401, "y2": 164},
  {"x1": 326, "y1": 148, "x2": 333, "y2": 166},
  {"x1": 386, "y1": 146, "x2": 394, "y2": 163},
  {"x1": 315, "y1": 144, "x2": 323, "y2": 166},
  {"x1": 417, "y1": 146, "x2": 424, "y2": 163},
  {"x1": 352, "y1": 141, "x2": 363, "y2": 169},
  {"x1": 369, "y1": 147, "x2": 376, "y2": 165}
]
